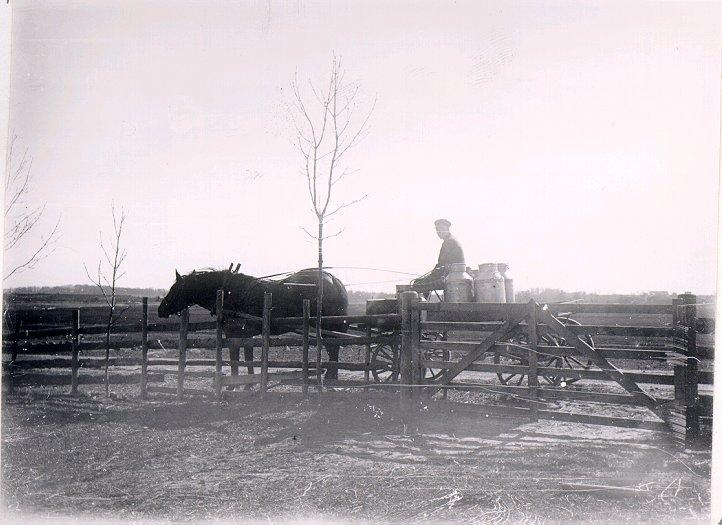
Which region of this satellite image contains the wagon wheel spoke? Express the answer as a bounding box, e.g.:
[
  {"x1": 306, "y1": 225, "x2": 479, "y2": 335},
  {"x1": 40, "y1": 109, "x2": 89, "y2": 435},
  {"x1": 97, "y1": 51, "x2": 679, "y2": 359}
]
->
[
  {"x1": 539, "y1": 335, "x2": 563, "y2": 386},
  {"x1": 542, "y1": 316, "x2": 594, "y2": 386},
  {"x1": 371, "y1": 343, "x2": 399, "y2": 383},
  {"x1": 422, "y1": 348, "x2": 449, "y2": 381},
  {"x1": 494, "y1": 347, "x2": 527, "y2": 386}
]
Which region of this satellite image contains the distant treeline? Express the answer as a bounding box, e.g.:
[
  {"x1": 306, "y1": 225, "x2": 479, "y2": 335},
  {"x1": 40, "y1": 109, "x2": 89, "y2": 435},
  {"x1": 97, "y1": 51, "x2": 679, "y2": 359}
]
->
[
  {"x1": 517, "y1": 288, "x2": 715, "y2": 305},
  {"x1": 3, "y1": 285, "x2": 714, "y2": 307},
  {"x1": 6, "y1": 284, "x2": 167, "y2": 299}
]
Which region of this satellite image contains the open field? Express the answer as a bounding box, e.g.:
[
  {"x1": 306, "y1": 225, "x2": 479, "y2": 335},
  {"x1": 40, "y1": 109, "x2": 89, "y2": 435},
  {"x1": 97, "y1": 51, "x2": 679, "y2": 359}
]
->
[
  {"x1": 1, "y1": 387, "x2": 712, "y2": 524},
  {"x1": 1, "y1": 292, "x2": 714, "y2": 523}
]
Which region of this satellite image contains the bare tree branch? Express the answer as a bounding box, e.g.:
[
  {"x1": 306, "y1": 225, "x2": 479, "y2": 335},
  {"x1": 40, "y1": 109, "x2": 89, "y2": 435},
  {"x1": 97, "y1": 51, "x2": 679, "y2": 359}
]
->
[
  {"x1": 84, "y1": 205, "x2": 128, "y2": 396},
  {"x1": 325, "y1": 194, "x2": 369, "y2": 219},
  {"x1": 3, "y1": 136, "x2": 62, "y2": 281},
  {"x1": 299, "y1": 226, "x2": 319, "y2": 240},
  {"x1": 3, "y1": 218, "x2": 61, "y2": 281},
  {"x1": 288, "y1": 56, "x2": 375, "y2": 375}
]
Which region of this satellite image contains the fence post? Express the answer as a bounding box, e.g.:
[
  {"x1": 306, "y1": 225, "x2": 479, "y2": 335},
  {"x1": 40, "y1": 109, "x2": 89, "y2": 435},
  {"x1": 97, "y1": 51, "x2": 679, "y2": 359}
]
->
[
  {"x1": 302, "y1": 299, "x2": 310, "y2": 396},
  {"x1": 8, "y1": 314, "x2": 21, "y2": 394},
  {"x1": 399, "y1": 291, "x2": 415, "y2": 404},
  {"x1": 316, "y1": 310, "x2": 323, "y2": 393},
  {"x1": 673, "y1": 364, "x2": 685, "y2": 402},
  {"x1": 70, "y1": 309, "x2": 80, "y2": 395},
  {"x1": 10, "y1": 313, "x2": 20, "y2": 363},
  {"x1": 671, "y1": 297, "x2": 681, "y2": 328},
  {"x1": 527, "y1": 301, "x2": 539, "y2": 422},
  {"x1": 178, "y1": 308, "x2": 189, "y2": 398},
  {"x1": 261, "y1": 292, "x2": 272, "y2": 396},
  {"x1": 364, "y1": 324, "x2": 372, "y2": 388},
  {"x1": 408, "y1": 293, "x2": 422, "y2": 399},
  {"x1": 680, "y1": 292, "x2": 700, "y2": 448},
  {"x1": 214, "y1": 290, "x2": 224, "y2": 399},
  {"x1": 141, "y1": 297, "x2": 148, "y2": 400}
]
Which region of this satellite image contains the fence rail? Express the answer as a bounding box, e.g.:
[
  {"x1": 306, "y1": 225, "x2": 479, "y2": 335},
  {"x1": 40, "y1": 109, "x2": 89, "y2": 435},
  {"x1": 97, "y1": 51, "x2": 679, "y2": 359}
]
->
[{"x1": 2, "y1": 292, "x2": 714, "y2": 448}]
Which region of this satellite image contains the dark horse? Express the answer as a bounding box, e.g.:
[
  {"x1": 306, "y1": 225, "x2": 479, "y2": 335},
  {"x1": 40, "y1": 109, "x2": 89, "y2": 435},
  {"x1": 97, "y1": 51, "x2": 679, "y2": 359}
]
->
[{"x1": 158, "y1": 268, "x2": 349, "y2": 380}]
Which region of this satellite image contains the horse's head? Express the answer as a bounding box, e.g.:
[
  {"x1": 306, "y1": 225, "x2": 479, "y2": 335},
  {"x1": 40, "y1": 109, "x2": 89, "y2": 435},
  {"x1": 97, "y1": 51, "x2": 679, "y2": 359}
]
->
[{"x1": 158, "y1": 270, "x2": 189, "y2": 318}]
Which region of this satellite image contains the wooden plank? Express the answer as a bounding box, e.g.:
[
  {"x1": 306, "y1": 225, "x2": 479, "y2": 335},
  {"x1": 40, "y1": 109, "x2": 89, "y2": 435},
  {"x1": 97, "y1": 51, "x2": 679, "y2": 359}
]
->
[
  {"x1": 261, "y1": 292, "x2": 271, "y2": 395},
  {"x1": 545, "y1": 303, "x2": 675, "y2": 315},
  {"x1": 426, "y1": 312, "x2": 525, "y2": 396},
  {"x1": 681, "y1": 294, "x2": 700, "y2": 448},
  {"x1": 273, "y1": 313, "x2": 401, "y2": 327},
  {"x1": 415, "y1": 359, "x2": 704, "y2": 385},
  {"x1": 141, "y1": 297, "x2": 149, "y2": 400},
  {"x1": 422, "y1": 303, "x2": 530, "y2": 321},
  {"x1": 364, "y1": 324, "x2": 371, "y2": 386},
  {"x1": 178, "y1": 308, "x2": 188, "y2": 397},
  {"x1": 420, "y1": 321, "x2": 678, "y2": 338},
  {"x1": 302, "y1": 299, "x2": 310, "y2": 395},
  {"x1": 527, "y1": 302, "x2": 539, "y2": 422},
  {"x1": 228, "y1": 360, "x2": 368, "y2": 371},
  {"x1": 146, "y1": 321, "x2": 183, "y2": 332},
  {"x1": 221, "y1": 374, "x2": 263, "y2": 386},
  {"x1": 160, "y1": 369, "x2": 216, "y2": 378},
  {"x1": 537, "y1": 307, "x2": 668, "y2": 421},
  {"x1": 410, "y1": 293, "x2": 423, "y2": 397},
  {"x1": 214, "y1": 290, "x2": 223, "y2": 400},
  {"x1": 70, "y1": 310, "x2": 80, "y2": 395},
  {"x1": 4, "y1": 327, "x2": 73, "y2": 340},
  {"x1": 9, "y1": 372, "x2": 164, "y2": 386},
  {"x1": 421, "y1": 321, "x2": 508, "y2": 332},
  {"x1": 399, "y1": 292, "x2": 414, "y2": 403},
  {"x1": 418, "y1": 340, "x2": 672, "y2": 360}
]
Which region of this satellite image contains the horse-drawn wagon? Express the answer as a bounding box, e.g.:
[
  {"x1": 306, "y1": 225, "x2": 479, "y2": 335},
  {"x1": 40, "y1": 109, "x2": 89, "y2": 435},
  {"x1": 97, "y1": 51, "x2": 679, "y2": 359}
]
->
[
  {"x1": 157, "y1": 266, "x2": 597, "y2": 387},
  {"x1": 363, "y1": 292, "x2": 596, "y2": 387}
]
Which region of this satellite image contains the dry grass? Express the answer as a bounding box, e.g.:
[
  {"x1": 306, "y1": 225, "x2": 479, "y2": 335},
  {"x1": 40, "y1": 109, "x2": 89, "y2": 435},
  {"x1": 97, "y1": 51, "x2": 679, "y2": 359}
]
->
[{"x1": 1, "y1": 383, "x2": 711, "y2": 524}]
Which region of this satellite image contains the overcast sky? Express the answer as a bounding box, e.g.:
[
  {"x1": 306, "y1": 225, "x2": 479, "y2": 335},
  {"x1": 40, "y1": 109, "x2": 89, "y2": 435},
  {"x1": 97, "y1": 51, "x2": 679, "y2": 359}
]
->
[{"x1": 4, "y1": 0, "x2": 720, "y2": 294}]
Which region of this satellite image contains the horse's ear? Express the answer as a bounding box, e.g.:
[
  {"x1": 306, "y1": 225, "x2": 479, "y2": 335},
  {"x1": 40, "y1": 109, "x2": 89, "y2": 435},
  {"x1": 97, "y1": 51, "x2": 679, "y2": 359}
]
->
[
  {"x1": 175, "y1": 269, "x2": 181, "y2": 282},
  {"x1": 234, "y1": 263, "x2": 241, "y2": 273},
  {"x1": 228, "y1": 263, "x2": 233, "y2": 271}
]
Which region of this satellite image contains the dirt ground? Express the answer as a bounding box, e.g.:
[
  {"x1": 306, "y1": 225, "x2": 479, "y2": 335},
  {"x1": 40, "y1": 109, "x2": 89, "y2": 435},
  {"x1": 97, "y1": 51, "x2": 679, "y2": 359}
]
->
[{"x1": 0, "y1": 382, "x2": 712, "y2": 525}]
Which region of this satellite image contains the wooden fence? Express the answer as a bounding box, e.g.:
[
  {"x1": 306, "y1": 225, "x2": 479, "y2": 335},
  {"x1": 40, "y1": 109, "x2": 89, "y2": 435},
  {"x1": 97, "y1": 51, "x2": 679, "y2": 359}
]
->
[
  {"x1": 2, "y1": 292, "x2": 714, "y2": 448},
  {"x1": 1, "y1": 295, "x2": 402, "y2": 398},
  {"x1": 396, "y1": 291, "x2": 713, "y2": 448}
]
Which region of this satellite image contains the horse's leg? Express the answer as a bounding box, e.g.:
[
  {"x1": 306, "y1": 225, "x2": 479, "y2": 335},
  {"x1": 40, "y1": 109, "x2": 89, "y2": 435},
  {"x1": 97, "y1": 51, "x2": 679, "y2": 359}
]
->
[
  {"x1": 325, "y1": 342, "x2": 340, "y2": 381},
  {"x1": 244, "y1": 344, "x2": 255, "y2": 391},
  {"x1": 228, "y1": 340, "x2": 240, "y2": 391}
]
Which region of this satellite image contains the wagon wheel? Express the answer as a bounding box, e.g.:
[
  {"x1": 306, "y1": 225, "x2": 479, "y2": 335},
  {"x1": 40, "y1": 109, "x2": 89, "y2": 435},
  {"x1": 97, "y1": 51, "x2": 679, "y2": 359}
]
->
[
  {"x1": 548, "y1": 317, "x2": 594, "y2": 386},
  {"x1": 420, "y1": 331, "x2": 448, "y2": 381},
  {"x1": 371, "y1": 342, "x2": 400, "y2": 383},
  {"x1": 538, "y1": 333, "x2": 571, "y2": 386},
  {"x1": 494, "y1": 344, "x2": 528, "y2": 386},
  {"x1": 421, "y1": 348, "x2": 449, "y2": 381},
  {"x1": 494, "y1": 318, "x2": 594, "y2": 386}
]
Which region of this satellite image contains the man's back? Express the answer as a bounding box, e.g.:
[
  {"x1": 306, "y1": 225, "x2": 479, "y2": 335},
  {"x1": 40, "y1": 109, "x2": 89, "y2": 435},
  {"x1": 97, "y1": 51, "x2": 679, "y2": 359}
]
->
[{"x1": 438, "y1": 234, "x2": 465, "y2": 268}]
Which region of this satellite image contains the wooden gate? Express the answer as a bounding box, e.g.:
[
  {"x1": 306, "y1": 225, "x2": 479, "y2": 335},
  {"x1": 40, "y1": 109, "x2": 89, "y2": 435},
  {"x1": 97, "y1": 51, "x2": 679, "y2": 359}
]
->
[{"x1": 399, "y1": 291, "x2": 711, "y2": 447}]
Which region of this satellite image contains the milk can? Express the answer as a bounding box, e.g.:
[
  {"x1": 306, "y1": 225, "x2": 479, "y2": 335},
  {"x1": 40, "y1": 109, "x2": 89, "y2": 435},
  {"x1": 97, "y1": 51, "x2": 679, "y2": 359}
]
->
[
  {"x1": 444, "y1": 263, "x2": 474, "y2": 302},
  {"x1": 497, "y1": 263, "x2": 515, "y2": 303},
  {"x1": 474, "y1": 263, "x2": 506, "y2": 303}
]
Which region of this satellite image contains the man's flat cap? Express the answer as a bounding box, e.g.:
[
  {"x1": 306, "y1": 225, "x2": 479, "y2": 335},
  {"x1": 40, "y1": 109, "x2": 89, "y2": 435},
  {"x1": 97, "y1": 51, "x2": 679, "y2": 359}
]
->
[{"x1": 434, "y1": 219, "x2": 451, "y2": 229}]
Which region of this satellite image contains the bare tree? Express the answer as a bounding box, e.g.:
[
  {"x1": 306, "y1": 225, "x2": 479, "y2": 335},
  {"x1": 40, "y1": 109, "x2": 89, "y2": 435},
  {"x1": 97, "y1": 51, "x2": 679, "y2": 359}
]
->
[
  {"x1": 84, "y1": 205, "x2": 128, "y2": 396},
  {"x1": 4, "y1": 135, "x2": 61, "y2": 281},
  {"x1": 289, "y1": 56, "x2": 375, "y2": 367}
]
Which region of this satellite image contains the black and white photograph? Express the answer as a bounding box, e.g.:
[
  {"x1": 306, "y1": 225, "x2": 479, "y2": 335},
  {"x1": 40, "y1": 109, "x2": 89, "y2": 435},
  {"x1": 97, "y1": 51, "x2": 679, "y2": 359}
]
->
[{"x1": 1, "y1": 1, "x2": 720, "y2": 523}]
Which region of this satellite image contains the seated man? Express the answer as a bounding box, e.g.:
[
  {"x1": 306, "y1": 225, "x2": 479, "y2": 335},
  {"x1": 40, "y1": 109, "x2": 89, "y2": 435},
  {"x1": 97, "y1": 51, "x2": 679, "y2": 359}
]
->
[{"x1": 411, "y1": 218, "x2": 465, "y2": 295}]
